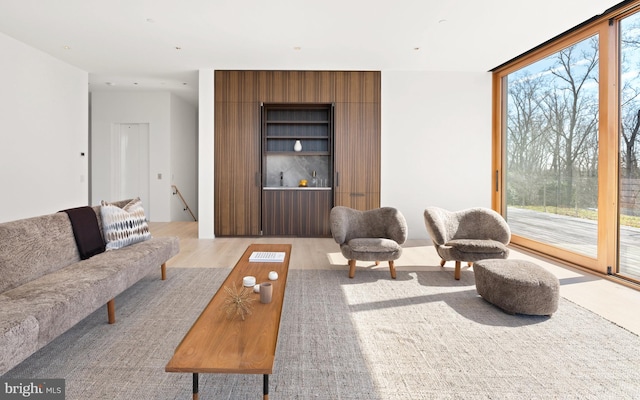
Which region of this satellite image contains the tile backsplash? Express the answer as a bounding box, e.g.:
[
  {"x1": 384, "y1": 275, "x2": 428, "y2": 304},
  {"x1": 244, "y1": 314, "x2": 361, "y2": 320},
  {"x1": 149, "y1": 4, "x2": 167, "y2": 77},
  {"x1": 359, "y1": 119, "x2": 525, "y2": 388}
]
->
[{"x1": 264, "y1": 155, "x2": 331, "y2": 187}]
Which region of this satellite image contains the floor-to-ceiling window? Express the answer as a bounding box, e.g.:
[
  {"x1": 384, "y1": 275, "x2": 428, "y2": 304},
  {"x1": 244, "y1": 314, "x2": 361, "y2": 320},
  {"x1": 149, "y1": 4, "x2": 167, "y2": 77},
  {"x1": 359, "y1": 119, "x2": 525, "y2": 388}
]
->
[
  {"x1": 493, "y1": 1, "x2": 640, "y2": 284},
  {"x1": 618, "y1": 10, "x2": 640, "y2": 280},
  {"x1": 504, "y1": 35, "x2": 600, "y2": 258}
]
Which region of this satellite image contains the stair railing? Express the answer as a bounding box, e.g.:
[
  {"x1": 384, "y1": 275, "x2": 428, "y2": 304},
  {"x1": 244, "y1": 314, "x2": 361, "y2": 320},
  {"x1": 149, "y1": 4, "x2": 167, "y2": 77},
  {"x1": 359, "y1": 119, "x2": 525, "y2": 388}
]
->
[{"x1": 171, "y1": 185, "x2": 197, "y2": 221}]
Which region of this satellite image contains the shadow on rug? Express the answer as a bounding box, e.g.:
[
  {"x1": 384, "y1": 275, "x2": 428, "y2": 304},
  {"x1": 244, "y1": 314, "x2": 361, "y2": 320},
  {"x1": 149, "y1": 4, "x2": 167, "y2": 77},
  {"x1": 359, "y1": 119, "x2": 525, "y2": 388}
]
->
[{"x1": 3, "y1": 268, "x2": 639, "y2": 399}]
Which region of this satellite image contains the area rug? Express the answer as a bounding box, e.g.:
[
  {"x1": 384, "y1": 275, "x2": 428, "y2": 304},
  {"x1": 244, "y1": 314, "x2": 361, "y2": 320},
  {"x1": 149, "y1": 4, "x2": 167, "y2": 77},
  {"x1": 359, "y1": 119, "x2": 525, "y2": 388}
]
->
[{"x1": 3, "y1": 268, "x2": 639, "y2": 399}]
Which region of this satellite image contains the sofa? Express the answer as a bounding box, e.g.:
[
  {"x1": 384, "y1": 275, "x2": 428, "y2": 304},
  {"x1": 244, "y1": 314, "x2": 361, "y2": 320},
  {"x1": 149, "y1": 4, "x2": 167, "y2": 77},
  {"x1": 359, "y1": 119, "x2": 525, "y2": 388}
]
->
[{"x1": 0, "y1": 199, "x2": 180, "y2": 375}]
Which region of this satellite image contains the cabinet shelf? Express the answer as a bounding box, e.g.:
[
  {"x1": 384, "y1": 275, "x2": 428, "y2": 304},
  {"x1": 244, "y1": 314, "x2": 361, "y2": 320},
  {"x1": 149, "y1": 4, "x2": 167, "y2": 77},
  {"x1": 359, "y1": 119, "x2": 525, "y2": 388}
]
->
[
  {"x1": 265, "y1": 135, "x2": 330, "y2": 139},
  {"x1": 265, "y1": 138, "x2": 329, "y2": 152}
]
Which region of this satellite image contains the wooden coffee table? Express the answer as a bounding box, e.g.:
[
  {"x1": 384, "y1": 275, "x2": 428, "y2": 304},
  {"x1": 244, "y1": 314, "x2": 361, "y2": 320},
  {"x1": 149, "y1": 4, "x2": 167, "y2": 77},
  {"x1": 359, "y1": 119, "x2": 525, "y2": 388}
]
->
[{"x1": 165, "y1": 244, "x2": 291, "y2": 399}]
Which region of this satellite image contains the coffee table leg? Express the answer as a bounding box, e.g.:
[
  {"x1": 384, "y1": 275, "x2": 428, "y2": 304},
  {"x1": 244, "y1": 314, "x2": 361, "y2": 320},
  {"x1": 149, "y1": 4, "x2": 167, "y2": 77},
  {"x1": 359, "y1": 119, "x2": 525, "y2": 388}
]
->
[
  {"x1": 193, "y1": 373, "x2": 199, "y2": 400},
  {"x1": 263, "y1": 374, "x2": 269, "y2": 400}
]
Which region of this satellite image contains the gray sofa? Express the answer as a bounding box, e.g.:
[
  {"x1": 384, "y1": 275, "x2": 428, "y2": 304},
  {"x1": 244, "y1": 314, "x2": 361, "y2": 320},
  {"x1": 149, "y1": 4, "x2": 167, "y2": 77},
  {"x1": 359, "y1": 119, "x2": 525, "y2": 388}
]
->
[{"x1": 0, "y1": 200, "x2": 180, "y2": 375}]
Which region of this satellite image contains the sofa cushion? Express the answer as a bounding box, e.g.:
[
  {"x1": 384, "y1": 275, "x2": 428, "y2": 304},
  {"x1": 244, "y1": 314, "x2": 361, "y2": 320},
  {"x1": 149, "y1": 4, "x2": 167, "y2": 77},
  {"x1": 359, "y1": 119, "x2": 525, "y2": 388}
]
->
[
  {"x1": 0, "y1": 308, "x2": 39, "y2": 375},
  {"x1": 340, "y1": 238, "x2": 403, "y2": 262},
  {"x1": 348, "y1": 238, "x2": 402, "y2": 253},
  {"x1": 445, "y1": 239, "x2": 509, "y2": 254},
  {"x1": 101, "y1": 198, "x2": 151, "y2": 250},
  {"x1": 0, "y1": 212, "x2": 80, "y2": 293}
]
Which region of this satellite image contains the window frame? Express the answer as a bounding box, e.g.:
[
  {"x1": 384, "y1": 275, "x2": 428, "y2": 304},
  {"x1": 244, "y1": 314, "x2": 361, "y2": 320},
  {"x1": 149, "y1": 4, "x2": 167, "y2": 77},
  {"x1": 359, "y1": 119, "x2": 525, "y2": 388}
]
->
[{"x1": 490, "y1": 5, "x2": 635, "y2": 274}]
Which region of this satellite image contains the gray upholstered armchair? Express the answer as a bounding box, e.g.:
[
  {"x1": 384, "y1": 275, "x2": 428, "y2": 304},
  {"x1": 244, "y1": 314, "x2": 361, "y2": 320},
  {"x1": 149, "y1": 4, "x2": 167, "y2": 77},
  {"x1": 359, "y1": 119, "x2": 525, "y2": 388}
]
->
[
  {"x1": 330, "y1": 206, "x2": 408, "y2": 279},
  {"x1": 423, "y1": 207, "x2": 511, "y2": 280}
]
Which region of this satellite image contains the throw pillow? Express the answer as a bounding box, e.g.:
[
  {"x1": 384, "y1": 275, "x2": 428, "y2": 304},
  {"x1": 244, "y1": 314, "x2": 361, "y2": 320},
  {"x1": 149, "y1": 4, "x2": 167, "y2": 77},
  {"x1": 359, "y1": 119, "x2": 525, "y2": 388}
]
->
[{"x1": 100, "y1": 198, "x2": 151, "y2": 250}]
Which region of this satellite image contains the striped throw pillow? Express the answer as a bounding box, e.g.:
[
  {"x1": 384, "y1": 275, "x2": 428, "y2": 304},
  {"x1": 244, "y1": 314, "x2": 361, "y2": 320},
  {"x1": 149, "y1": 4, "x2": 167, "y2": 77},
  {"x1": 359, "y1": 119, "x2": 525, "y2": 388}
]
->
[{"x1": 100, "y1": 198, "x2": 151, "y2": 250}]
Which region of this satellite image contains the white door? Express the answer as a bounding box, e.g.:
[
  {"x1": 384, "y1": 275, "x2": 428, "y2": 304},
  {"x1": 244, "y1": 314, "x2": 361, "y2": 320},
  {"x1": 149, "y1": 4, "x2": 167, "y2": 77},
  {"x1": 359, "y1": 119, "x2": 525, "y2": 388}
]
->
[{"x1": 111, "y1": 123, "x2": 150, "y2": 215}]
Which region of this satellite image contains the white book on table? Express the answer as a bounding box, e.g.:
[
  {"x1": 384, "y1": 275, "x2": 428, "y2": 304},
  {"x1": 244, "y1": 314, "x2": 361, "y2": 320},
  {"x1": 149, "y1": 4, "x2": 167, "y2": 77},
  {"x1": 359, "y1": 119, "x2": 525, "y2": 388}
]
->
[{"x1": 249, "y1": 251, "x2": 286, "y2": 262}]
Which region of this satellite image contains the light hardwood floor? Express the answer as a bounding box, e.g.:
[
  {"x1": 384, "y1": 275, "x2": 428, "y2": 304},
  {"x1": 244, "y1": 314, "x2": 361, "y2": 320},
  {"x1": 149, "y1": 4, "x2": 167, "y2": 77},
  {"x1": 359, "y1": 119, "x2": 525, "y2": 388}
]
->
[{"x1": 149, "y1": 221, "x2": 640, "y2": 335}]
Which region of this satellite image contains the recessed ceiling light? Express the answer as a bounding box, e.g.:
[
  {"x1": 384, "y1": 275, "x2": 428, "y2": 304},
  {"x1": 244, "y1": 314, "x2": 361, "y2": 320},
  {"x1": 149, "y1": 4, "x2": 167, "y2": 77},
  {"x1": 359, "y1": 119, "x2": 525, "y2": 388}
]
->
[
  {"x1": 414, "y1": 47, "x2": 420, "y2": 51},
  {"x1": 293, "y1": 46, "x2": 302, "y2": 51},
  {"x1": 438, "y1": 19, "x2": 447, "y2": 24},
  {"x1": 63, "y1": 45, "x2": 71, "y2": 50},
  {"x1": 134, "y1": 82, "x2": 139, "y2": 85},
  {"x1": 175, "y1": 46, "x2": 182, "y2": 50},
  {"x1": 146, "y1": 18, "x2": 155, "y2": 23},
  {"x1": 183, "y1": 82, "x2": 187, "y2": 85},
  {"x1": 106, "y1": 82, "x2": 114, "y2": 86}
]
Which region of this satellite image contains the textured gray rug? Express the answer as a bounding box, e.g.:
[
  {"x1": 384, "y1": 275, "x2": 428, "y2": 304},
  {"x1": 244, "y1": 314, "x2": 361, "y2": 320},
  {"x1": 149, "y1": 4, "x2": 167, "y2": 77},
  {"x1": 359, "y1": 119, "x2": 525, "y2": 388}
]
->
[{"x1": 3, "y1": 268, "x2": 639, "y2": 399}]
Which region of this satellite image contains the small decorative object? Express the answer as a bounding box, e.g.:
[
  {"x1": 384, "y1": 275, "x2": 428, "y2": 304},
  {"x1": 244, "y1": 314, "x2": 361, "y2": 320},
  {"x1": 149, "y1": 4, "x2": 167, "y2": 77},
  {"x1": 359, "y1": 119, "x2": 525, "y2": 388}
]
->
[
  {"x1": 253, "y1": 284, "x2": 261, "y2": 293},
  {"x1": 293, "y1": 140, "x2": 302, "y2": 152},
  {"x1": 268, "y1": 271, "x2": 278, "y2": 280},
  {"x1": 223, "y1": 283, "x2": 255, "y2": 321},
  {"x1": 298, "y1": 179, "x2": 307, "y2": 187},
  {"x1": 260, "y1": 282, "x2": 273, "y2": 304},
  {"x1": 243, "y1": 276, "x2": 256, "y2": 287}
]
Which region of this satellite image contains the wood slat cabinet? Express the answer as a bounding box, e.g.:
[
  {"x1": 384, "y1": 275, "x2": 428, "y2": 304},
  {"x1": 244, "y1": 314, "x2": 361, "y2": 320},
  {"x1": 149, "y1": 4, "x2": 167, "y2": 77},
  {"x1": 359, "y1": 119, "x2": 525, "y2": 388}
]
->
[
  {"x1": 333, "y1": 71, "x2": 381, "y2": 210},
  {"x1": 334, "y1": 71, "x2": 381, "y2": 103},
  {"x1": 262, "y1": 189, "x2": 332, "y2": 236},
  {"x1": 214, "y1": 100, "x2": 261, "y2": 236},
  {"x1": 263, "y1": 71, "x2": 335, "y2": 103},
  {"x1": 214, "y1": 70, "x2": 262, "y2": 102},
  {"x1": 214, "y1": 70, "x2": 381, "y2": 236}
]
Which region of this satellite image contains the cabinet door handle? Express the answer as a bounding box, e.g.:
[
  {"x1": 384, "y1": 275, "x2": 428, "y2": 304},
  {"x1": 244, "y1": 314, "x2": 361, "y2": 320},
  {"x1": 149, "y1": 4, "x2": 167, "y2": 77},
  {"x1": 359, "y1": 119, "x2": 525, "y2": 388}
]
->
[
  {"x1": 255, "y1": 172, "x2": 260, "y2": 187},
  {"x1": 336, "y1": 172, "x2": 339, "y2": 187},
  {"x1": 350, "y1": 193, "x2": 365, "y2": 197}
]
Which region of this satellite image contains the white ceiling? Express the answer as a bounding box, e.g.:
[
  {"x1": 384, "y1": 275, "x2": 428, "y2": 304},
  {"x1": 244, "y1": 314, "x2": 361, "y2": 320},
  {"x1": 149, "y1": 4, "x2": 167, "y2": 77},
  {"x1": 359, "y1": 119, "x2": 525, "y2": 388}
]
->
[{"x1": 0, "y1": 0, "x2": 622, "y2": 105}]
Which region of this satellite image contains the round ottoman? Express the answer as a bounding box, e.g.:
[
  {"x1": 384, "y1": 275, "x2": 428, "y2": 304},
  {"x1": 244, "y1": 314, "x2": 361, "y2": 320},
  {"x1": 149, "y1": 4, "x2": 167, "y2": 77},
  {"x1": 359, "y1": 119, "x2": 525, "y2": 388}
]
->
[{"x1": 473, "y1": 259, "x2": 559, "y2": 316}]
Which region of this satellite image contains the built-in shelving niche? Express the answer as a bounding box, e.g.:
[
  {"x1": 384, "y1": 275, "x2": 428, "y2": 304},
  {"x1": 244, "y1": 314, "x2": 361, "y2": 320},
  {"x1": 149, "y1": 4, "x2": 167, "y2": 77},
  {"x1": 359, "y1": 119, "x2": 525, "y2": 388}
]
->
[
  {"x1": 261, "y1": 103, "x2": 334, "y2": 236},
  {"x1": 262, "y1": 103, "x2": 334, "y2": 188}
]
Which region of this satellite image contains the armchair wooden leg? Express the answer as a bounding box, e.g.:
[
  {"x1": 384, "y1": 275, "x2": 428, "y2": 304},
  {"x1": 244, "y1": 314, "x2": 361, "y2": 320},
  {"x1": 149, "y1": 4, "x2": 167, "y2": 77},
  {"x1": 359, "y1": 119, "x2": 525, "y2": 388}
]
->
[
  {"x1": 440, "y1": 259, "x2": 446, "y2": 267},
  {"x1": 388, "y1": 260, "x2": 396, "y2": 279},
  {"x1": 454, "y1": 261, "x2": 461, "y2": 280},
  {"x1": 348, "y1": 260, "x2": 356, "y2": 278},
  {"x1": 374, "y1": 261, "x2": 380, "y2": 266}
]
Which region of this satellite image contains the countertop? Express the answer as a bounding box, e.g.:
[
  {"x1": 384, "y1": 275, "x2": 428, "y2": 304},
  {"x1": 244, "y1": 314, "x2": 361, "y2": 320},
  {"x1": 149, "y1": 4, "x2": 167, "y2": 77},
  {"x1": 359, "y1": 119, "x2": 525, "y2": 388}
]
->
[{"x1": 263, "y1": 186, "x2": 332, "y2": 191}]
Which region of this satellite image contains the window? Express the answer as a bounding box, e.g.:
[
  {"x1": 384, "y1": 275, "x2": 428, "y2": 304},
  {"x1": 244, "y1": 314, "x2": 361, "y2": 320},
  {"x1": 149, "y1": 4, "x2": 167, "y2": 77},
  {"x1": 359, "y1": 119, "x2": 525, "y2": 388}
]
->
[
  {"x1": 504, "y1": 35, "x2": 599, "y2": 258},
  {"x1": 618, "y1": 10, "x2": 640, "y2": 280},
  {"x1": 493, "y1": 1, "x2": 640, "y2": 284}
]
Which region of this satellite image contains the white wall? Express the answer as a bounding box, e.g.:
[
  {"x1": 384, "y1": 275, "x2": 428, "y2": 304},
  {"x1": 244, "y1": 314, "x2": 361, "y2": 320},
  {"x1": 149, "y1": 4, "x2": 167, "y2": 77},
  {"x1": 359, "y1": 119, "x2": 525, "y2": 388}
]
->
[
  {"x1": 170, "y1": 94, "x2": 198, "y2": 221},
  {"x1": 198, "y1": 70, "x2": 215, "y2": 238},
  {"x1": 0, "y1": 32, "x2": 88, "y2": 223},
  {"x1": 381, "y1": 71, "x2": 493, "y2": 239},
  {"x1": 91, "y1": 91, "x2": 196, "y2": 222},
  {"x1": 197, "y1": 69, "x2": 493, "y2": 239}
]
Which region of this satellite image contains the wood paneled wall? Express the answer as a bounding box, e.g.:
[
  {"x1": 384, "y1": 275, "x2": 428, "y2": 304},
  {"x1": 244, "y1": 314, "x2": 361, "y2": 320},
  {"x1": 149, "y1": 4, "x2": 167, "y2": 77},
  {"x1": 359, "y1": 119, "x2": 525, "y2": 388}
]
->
[
  {"x1": 214, "y1": 70, "x2": 381, "y2": 236},
  {"x1": 214, "y1": 102, "x2": 261, "y2": 236}
]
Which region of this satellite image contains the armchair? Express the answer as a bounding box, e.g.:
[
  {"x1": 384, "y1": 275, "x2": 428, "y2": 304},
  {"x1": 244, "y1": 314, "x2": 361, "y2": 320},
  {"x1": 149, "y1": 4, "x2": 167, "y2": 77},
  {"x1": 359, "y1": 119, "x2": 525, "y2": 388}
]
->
[
  {"x1": 423, "y1": 207, "x2": 510, "y2": 280},
  {"x1": 330, "y1": 206, "x2": 408, "y2": 279}
]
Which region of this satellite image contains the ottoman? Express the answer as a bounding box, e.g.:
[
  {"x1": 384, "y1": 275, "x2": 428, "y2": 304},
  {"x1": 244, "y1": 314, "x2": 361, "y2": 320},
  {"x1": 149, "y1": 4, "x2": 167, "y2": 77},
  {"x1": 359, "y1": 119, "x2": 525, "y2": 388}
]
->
[{"x1": 473, "y1": 259, "x2": 559, "y2": 316}]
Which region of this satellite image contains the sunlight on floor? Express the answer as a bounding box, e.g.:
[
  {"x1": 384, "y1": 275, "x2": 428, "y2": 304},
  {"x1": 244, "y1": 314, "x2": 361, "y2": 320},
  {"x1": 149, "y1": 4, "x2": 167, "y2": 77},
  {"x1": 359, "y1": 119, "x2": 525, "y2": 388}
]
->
[{"x1": 149, "y1": 222, "x2": 640, "y2": 335}]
